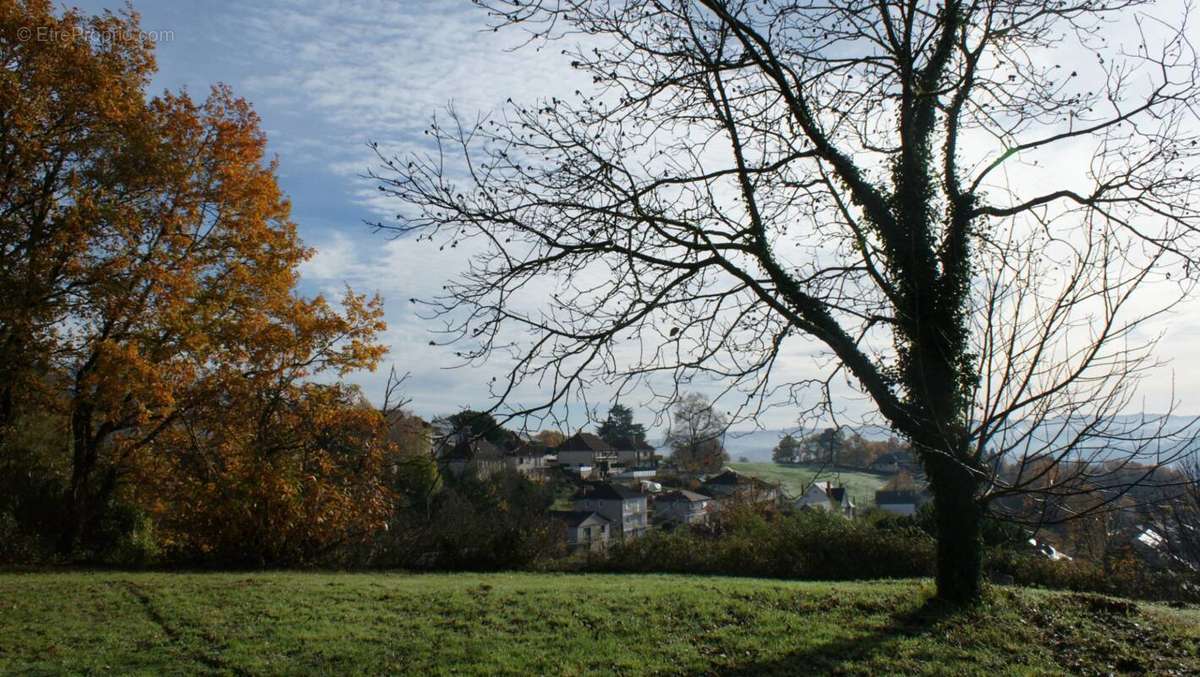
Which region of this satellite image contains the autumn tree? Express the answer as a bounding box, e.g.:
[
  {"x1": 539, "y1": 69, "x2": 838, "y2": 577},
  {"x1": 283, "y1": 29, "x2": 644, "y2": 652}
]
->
[
  {"x1": 0, "y1": 0, "x2": 155, "y2": 444},
  {"x1": 0, "y1": 2, "x2": 388, "y2": 557},
  {"x1": 838, "y1": 433, "x2": 872, "y2": 468},
  {"x1": 137, "y1": 370, "x2": 390, "y2": 566},
  {"x1": 377, "y1": 0, "x2": 1200, "y2": 602},
  {"x1": 533, "y1": 429, "x2": 566, "y2": 447}
]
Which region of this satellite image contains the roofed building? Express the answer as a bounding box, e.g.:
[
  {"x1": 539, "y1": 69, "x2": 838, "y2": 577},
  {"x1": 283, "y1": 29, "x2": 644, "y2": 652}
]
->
[
  {"x1": 572, "y1": 482, "x2": 648, "y2": 540},
  {"x1": 613, "y1": 440, "x2": 658, "y2": 471},
  {"x1": 440, "y1": 437, "x2": 551, "y2": 481},
  {"x1": 556, "y1": 432, "x2": 623, "y2": 477},
  {"x1": 701, "y1": 469, "x2": 781, "y2": 506},
  {"x1": 653, "y1": 489, "x2": 712, "y2": 526},
  {"x1": 550, "y1": 510, "x2": 611, "y2": 552},
  {"x1": 875, "y1": 488, "x2": 932, "y2": 516},
  {"x1": 794, "y1": 482, "x2": 856, "y2": 518}
]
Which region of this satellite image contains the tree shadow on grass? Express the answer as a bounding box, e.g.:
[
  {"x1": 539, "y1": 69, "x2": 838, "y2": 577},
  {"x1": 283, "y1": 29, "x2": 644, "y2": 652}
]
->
[{"x1": 699, "y1": 597, "x2": 965, "y2": 677}]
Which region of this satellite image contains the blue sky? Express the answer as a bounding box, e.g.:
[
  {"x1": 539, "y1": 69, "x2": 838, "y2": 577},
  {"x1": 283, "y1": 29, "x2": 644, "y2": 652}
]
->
[
  {"x1": 69, "y1": 0, "x2": 609, "y2": 426},
  {"x1": 67, "y1": 0, "x2": 1200, "y2": 433}
]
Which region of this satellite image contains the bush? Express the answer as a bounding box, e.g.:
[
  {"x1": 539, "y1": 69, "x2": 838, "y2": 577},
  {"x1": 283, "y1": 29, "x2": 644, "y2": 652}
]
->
[
  {"x1": 369, "y1": 469, "x2": 564, "y2": 571},
  {"x1": 89, "y1": 501, "x2": 161, "y2": 567},
  {"x1": 574, "y1": 507, "x2": 935, "y2": 581},
  {"x1": 986, "y1": 547, "x2": 1200, "y2": 603}
]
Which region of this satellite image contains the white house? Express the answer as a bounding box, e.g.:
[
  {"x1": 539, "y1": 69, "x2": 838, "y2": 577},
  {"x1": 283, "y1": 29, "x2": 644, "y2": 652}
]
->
[
  {"x1": 573, "y1": 482, "x2": 648, "y2": 540},
  {"x1": 550, "y1": 510, "x2": 611, "y2": 552},
  {"x1": 440, "y1": 438, "x2": 551, "y2": 481},
  {"x1": 794, "y1": 482, "x2": 856, "y2": 518}
]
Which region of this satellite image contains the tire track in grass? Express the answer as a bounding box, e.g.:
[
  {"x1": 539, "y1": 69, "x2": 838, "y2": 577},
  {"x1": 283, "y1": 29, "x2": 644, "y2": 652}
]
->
[{"x1": 122, "y1": 580, "x2": 245, "y2": 675}]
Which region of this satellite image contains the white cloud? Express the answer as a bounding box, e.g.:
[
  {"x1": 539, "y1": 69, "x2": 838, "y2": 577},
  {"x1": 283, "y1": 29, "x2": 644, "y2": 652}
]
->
[
  {"x1": 170, "y1": 0, "x2": 1200, "y2": 430},
  {"x1": 230, "y1": 0, "x2": 590, "y2": 215}
]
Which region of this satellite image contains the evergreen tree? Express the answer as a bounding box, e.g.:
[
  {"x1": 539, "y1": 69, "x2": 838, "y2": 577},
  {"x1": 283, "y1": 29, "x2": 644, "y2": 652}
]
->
[{"x1": 596, "y1": 403, "x2": 648, "y2": 449}]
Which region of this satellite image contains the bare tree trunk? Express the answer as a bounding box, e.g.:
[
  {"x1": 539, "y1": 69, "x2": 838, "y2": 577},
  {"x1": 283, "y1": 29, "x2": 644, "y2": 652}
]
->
[{"x1": 926, "y1": 451, "x2": 983, "y2": 603}]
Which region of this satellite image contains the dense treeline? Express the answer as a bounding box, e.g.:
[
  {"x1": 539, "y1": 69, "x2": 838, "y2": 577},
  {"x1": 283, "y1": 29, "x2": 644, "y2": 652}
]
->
[{"x1": 771, "y1": 428, "x2": 913, "y2": 469}]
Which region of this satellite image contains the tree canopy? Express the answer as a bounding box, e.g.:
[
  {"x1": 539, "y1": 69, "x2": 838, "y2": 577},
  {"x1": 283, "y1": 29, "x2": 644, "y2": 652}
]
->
[
  {"x1": 666, "y1": 393, "x2": 730, "y2": 474},
  {"x1": 378, "y1": 0, "x2": 1200, "y2": 602},
  {"x1": 0, "y1": 1, "x2": 388, "y2": 559},
  {"x1": 596, "y1": 403, "x2": 650, "y2": 449},
  {"x1": 771, "y1": 434, "x2": 800, "y2": 464}
]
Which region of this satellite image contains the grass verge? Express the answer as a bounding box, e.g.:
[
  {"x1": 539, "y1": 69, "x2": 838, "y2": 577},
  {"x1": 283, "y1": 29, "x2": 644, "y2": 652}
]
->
[{"x1": 0, "y1": 572, "x2": 1196, "y2": 675}]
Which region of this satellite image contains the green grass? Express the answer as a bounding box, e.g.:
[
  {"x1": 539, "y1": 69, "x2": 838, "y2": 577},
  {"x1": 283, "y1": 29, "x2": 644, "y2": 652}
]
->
[
  {"x1": 1, "y1": 572, "x2": 1196, "y2": 675},
  {"x1": 730, "y1": 462, "x2": 889, "y2": 506}
]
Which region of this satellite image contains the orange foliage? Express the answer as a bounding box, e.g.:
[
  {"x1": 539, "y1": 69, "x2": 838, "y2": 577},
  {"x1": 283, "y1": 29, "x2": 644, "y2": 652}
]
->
[
  {"x1": 0, "y1": 0, "x2": 156, "y2": 434},
  {"x1": 0, "y1": 2, "x2": 390, "y2": 557},
  {"x1": 136, "y1": 383, "x2": 393, "y2": 565}
]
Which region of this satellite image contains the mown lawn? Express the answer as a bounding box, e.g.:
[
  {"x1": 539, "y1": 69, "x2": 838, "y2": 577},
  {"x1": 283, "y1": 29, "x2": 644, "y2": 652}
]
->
[
  {"x1": 730, "y1": 462, "x2": 888, "y2": 506},
  {"x1": 0, "y1": 572, "x2": 1196, "y2": 676}
]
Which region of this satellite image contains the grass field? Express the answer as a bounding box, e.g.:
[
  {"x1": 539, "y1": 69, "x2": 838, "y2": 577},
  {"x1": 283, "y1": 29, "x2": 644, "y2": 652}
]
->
[
  {"x1": 729, "y1": 462, "x2": 889, "y2": 506},
  {"x1": 1, "y1": 572, "x2": 1197, "y2": 675}
]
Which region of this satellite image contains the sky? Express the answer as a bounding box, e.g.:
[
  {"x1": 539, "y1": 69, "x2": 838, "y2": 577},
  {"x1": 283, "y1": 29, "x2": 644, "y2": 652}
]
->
[{"x1": 67, "y1": 0, "x2": 1200, "y2": 434}]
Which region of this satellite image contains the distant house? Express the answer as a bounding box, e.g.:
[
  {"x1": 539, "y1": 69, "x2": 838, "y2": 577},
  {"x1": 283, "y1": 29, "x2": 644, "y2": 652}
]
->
[
  {"x1": 869, "y1": 451, "x2": 917, "y2": 474},
  {"x1": 794, "y1": 482, "x2": 856, "y2": 518},
  {"x1": 506, "y1": 441, "x2": 552, "y2": 480},
  {"x1": 550, "y1": 510, "x2": 611, "y2": 552},
  {"x1": 573, "y1": 482, "x2": 648, "y2": 540},
  {"x1": 440, "y1": 438, "x2": 551, "y2": 481},
  {"x1": 613, "y1": 440, "x2": 658, "y2": 471},
  {"x1": 701, "y1": 469, "x2": 781, "y2": 506},
  {"x1": 441, "y1": 438, "x2": 507, "y2": 479},
  {"x1": 874, "y1": 488, "x2": 931, "y2": 516},
  {"x1": 556, "y1": 432, "x2": 623, "y2": 477},
  {"x1": 653, "y1": 489, "x2": 712, "y2": 526},
  {"x1": 1128, "y1": 525, "x2": 1196, "y2": 571}
]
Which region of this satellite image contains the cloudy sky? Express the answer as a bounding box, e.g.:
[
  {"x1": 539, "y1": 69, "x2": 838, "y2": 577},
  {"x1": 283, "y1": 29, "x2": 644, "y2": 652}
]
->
[{"x1": 69, "y1": 0, "x2": 1200, "y2": 432}]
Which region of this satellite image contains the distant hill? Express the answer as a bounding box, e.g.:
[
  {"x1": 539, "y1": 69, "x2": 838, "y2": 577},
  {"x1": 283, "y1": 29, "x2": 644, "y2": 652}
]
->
[
  {"x1": 656, "y1": 425, "x2": 897, "y2": 463},
  {"x1": 657, "y1": 415, "x2": 1200, "y2": 464}
]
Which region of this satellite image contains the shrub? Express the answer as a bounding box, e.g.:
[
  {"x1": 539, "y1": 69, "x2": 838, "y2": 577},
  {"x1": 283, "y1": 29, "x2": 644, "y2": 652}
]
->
[
  {"x1": 579, "y1": 508, "x2": 935, "y2": 581},
  {"x1": 370, "y1": 469, "x2": 563, "y2": 571},
  {"x1": 986, "y1": 547, "x2": 1200, "y2": 603}
]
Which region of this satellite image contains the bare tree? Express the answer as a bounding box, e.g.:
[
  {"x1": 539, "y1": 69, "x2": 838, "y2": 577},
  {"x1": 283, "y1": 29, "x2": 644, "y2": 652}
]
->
[
  {"x1": 374, "y1": 0, "x2": 1200, "y2": 602},
  {"x1": 665, "y1": 392, "x2": 730, "y2": 473},
  {"x1": 1150, "y1": 454, "x2": 1200, "y2": 571}
]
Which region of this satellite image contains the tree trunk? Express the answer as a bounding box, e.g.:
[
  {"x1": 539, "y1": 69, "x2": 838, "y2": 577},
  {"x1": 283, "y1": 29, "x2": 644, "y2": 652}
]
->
[
  {"x1": 59, "y1": 402, "x2": 97, "y2": 557},
  {"x1": 927, "y1": 453, "x2": 983, "y2": 604}
]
